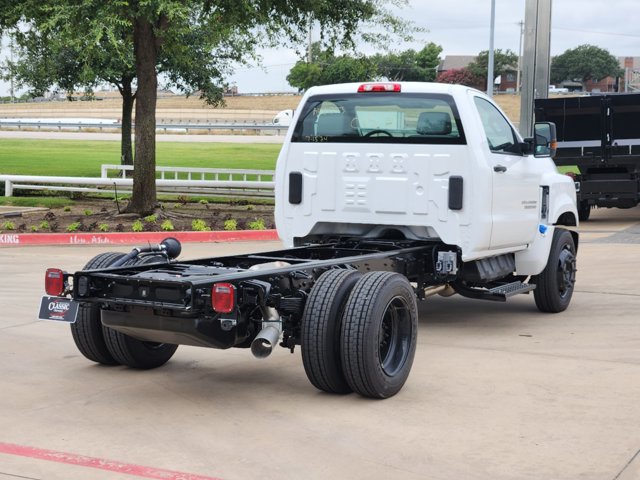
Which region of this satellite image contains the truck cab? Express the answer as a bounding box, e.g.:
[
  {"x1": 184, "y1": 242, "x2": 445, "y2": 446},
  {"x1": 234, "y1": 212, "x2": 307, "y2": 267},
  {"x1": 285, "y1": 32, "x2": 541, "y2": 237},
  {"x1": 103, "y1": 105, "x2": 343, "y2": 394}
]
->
[{"x1": 275, "y1": 82, "x2": 577, "y2": 270}]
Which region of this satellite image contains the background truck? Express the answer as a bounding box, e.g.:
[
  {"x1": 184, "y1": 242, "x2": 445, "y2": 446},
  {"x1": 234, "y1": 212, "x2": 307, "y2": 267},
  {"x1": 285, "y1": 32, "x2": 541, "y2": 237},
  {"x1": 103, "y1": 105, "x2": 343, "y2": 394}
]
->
[
  {"x1": 535, "y1": 93, "x2": 640, "y2": 220},
  {"x1": 41, "y1": 82, "x2": 579, "y2": 399}
]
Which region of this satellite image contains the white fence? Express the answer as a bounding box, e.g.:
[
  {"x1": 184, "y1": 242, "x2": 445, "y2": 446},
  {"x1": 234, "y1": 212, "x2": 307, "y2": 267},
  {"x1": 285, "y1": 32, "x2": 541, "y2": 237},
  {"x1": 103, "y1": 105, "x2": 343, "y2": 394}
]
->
[
  {"x1": 0, "y1": 120, "x2": 288, "y2": 135},
  {"x1": 0, "y1": 166, "x2": 275, "y2": 199}
]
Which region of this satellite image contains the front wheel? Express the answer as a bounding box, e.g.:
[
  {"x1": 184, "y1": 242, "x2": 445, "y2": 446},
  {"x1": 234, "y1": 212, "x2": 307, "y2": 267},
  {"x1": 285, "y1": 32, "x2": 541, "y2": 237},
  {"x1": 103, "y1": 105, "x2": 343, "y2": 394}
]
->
[
  {"x1": 578, "y1": 201, "x2": 591, "y2": 221},
  {"x1": 533, "y1": 228, "x2": 577, "y2": 313},
  {"x1": 340, "y1": 272, "x2": 418, "y2": 399}
]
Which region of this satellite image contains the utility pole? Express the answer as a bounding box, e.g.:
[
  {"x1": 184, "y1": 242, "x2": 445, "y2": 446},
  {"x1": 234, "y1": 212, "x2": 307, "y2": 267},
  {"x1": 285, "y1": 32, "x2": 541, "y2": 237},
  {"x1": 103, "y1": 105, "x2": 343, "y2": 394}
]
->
[
  {"x1": 519, "y1": 0, "x2": 552, "y2": 137},
  {"x1": 516, "y1": 20, "x2": 524, "y2": 94},
  {"x1": 307, "y1": 17, "x2": 313, "y2": 64},
  {"x1": 9, "y1": 31, "x2": 15, "y2": 102},
  {"x1": 487, "y1": 0, "x2": 496, "y2": 97}
]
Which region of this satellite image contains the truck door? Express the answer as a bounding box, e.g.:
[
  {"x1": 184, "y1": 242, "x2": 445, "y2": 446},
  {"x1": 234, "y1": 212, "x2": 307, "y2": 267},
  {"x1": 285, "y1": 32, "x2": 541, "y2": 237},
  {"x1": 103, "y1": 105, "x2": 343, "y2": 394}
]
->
[{"x1": 473, "y1": 96, "x2": 539, "y2": 250}]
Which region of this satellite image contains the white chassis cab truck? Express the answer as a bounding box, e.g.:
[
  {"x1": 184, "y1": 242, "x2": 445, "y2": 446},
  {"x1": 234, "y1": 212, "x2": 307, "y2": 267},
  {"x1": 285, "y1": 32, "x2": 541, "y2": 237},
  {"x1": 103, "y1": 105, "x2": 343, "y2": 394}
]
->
[{"x1": 40, "y1": 82, "x2": 578, "y2": 399}]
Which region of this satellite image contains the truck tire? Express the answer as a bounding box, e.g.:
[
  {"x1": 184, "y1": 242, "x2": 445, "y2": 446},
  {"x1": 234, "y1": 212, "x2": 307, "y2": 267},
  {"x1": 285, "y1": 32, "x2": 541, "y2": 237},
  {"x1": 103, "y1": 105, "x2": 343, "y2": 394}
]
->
[
  {"x1": 340, "y1": 272, "x2": 418, "y2": 399},
  {"x1": 301, "y1": 269, "x2": 362, "y2": 394},
  {"x1": 533, "y1": 228, "x2": 577, "y2": 313},
  {"x1": 101, "y1": 254, "x2": 177, "y2": 369},
  {"x1": 101, "y1": 328, "x2": 178, "y2": 369},
  {"x1": 70, "y1": 252, "x2": 127, "y2": 365},
  {"x1": 578, "y1": 202, "x2": 591, "y2": 221}
]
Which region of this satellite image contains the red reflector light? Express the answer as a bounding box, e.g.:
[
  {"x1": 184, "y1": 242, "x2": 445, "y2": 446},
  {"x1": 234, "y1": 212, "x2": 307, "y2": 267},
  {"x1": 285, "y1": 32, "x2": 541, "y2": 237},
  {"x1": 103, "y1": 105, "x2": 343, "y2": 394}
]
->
[
  {"x1": 211, "y1": 282, "x2": 235, "y2": 313},
  {"x1": 45, "y1": 268, "x2": 65, "y2": 296},
  {"x1": 358, "y1": 83, "x2": 401, "y2": 93},
  {"x1": 565, "y1": 172, "x2": 577, "y2": 180}
]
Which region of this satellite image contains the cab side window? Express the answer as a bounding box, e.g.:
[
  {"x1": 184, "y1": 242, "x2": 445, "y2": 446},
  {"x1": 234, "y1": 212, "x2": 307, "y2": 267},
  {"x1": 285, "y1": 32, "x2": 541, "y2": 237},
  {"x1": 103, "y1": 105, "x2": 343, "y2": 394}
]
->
[{"x1": 474, "y1": 97, "x2": 521, "y2": 154}]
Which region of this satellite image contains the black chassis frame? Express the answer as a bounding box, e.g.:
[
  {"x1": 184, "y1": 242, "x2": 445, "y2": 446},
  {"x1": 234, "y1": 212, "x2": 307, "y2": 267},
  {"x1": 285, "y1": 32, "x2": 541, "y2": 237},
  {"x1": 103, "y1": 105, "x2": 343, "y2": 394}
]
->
[{"x1": 71, "y1": 238, "x2": 460, "y2": 352}]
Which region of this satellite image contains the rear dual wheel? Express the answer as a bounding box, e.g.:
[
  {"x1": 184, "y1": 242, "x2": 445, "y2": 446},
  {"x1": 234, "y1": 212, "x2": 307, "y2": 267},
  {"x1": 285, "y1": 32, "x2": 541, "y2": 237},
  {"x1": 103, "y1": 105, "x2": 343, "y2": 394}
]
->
[
  {"x1": 301, "y1": 270, "x2": 418, "y2": 399},
  {"x1": 341, "y1": 272, "x2": 418, "y2": 399},
  {"x1": 70, "y1": 252, "x2": 177, "y2": 369},
  {"x1": 301, "y1": 269, "x2": 362, "y2": 394}
]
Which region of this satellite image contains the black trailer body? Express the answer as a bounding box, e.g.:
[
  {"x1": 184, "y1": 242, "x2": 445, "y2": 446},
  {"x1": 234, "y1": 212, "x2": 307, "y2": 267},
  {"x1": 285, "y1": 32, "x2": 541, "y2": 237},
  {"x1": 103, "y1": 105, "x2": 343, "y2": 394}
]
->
[{"x1": 535, "y1": 94, "x2": 640, "y2": 220}]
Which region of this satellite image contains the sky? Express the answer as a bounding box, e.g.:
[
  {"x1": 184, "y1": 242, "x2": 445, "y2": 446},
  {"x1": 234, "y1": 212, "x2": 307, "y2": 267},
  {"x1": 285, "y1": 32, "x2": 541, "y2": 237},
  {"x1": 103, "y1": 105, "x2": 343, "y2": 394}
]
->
[{"x1": 1, "y1": 0, "x2": 639, "y2": 96}]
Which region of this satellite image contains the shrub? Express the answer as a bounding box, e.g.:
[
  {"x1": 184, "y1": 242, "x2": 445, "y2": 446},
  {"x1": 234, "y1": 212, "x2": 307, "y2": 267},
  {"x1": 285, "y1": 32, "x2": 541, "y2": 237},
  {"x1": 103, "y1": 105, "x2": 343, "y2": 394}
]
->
[
  {"x1": 248, "y1": 218, "x2": 266, "y2": 230},
  {"x1": 246, "y1": 204, "x2": 255, "y2": 211},
  {"x1": 1, "y1": 221, "x2": 16, "y2": 231},
  {"x1": 132, "y1": 219, "x2": 144, "y2": 232},
  {"x1": 84, "y1": 209, "x2": 93, "y2": 216},
  {"x1": 98, "y1": 223, "x2": 109, "y2": 232},
  {"x1": 66, "y1": 222, "x2": 81, "y2": 232},
  {"x1": 223, "y1": 219, "x2": 237, "y2": 231},
  {"x1": 191, "y1": 219, "x2": 210, "y2": 231},
  {"x1": 63, "y1": 206, "x2": 72, "y2": 212},
  {"x1": 199, "y1": 199, "x2": 209, "y2": 205},
  {"x1": 144, "y1": 214, "x2": 158, "y2": 223},
  {"x1": 39, "y1": 220, "x2": 50, "y2": 230},
  {"x1": 161, "y1": 219, "x2": 175, "y2": 231},
  {"x1": 30, "y1": 225, "x2": 39, "y2": 232}
]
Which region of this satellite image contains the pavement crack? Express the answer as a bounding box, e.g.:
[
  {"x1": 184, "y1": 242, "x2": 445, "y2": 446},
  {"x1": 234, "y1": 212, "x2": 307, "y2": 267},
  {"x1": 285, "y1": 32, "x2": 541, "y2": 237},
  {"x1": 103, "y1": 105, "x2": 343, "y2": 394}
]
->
[
  {"x1": 0, "y1": 471, "x2": 41, "y2": 480},
  {"x1": 612, "y1": 447, "x2": 640, "y2": 480},
  {"x1": 422, "y1": 342, "x2": 640, "y2": 367},
  {"x1": 576, "y1": 289, "x2": 640, "y2": 298}
]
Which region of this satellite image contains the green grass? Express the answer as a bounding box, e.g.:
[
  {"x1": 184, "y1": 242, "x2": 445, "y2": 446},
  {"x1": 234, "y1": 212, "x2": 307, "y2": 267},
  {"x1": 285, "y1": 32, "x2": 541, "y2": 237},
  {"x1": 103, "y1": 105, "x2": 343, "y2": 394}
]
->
[
  {"x1": 0, "y1": 196, "x2": 74, "y2": 208},
  {"x1": 0, "y1": 139, "x2": 280, "y2": 177}
]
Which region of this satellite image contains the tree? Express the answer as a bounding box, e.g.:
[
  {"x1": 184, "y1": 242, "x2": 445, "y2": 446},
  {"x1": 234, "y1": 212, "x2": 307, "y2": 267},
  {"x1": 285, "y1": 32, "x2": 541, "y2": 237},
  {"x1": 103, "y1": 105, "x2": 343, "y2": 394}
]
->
[
  {"x1": 287, "y1": 43, "x2": 376, "y2": 90},
  {"x1": 436, "y1": 68, "x2": 483, "y2": 88},
  {"x1": 1, "y1": 1, "x2": 414, "y2": 215},
  {"x1": 3, "y1": 27, "x2": 138, "y2": 166},
  {"x1": 551, "y1": 44, "x2": 622, "y2": 89},
  {"x1": 467, "y1": 49, "x2": 518, "y2": 87},
  {"x1": 373, "y1": 43, "x2": 442, "y2": 81}
]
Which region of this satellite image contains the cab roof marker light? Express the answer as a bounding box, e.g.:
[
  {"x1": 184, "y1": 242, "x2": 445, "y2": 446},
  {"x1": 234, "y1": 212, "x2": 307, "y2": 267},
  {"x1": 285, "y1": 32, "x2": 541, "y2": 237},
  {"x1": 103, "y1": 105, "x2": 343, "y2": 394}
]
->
[{"x1": 358, "y1": 83, "x2": 401, "y2": 93}]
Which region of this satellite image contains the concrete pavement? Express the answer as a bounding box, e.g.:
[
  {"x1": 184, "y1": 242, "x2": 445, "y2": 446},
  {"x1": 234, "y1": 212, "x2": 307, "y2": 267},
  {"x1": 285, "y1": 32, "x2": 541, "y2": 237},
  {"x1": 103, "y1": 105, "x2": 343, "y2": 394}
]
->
[{"x1": 0, "y1": 207, "x2": 639, "y2": 480}]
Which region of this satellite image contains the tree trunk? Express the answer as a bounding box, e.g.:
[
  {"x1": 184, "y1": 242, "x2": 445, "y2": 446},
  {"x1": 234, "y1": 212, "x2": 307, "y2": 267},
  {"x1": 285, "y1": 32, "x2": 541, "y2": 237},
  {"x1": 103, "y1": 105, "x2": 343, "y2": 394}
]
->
[
  {"x1": 126, "y1": 18, "x2": 157, "y2": 215},
  {"x1": 120, "y1": 78, "x2": 135, "y2": 167}
]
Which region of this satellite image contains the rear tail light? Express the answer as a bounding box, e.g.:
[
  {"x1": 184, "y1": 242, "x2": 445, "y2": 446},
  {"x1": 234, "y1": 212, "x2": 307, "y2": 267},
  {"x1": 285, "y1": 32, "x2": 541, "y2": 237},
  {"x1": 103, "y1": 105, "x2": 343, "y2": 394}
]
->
[
  {"x1": 565, "y1": 172, "x2": 577, "y2": 180},
  {"x1": 45, "y1": 268, "x2": 65, "y2": 296},
  {"x1": 358, "y1": 83, "x2": 401, "y2": 93},
  {"x1": 211, "y1": 283, "x2": 235, "y2": 313}
]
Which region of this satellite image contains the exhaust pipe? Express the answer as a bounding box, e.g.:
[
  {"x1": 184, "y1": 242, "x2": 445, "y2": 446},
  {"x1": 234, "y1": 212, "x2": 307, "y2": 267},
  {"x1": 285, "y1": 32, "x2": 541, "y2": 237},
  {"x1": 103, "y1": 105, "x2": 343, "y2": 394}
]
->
[{"x1": 251, "y1": 323, "x2": 282, "y2": 359}]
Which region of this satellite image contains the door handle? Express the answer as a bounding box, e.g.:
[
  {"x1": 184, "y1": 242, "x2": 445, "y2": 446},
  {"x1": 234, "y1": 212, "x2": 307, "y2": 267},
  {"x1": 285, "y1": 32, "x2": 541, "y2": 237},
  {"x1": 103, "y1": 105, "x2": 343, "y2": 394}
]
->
[{"x1": 494, "y1": 165, "x2": 507, "y2": 173}]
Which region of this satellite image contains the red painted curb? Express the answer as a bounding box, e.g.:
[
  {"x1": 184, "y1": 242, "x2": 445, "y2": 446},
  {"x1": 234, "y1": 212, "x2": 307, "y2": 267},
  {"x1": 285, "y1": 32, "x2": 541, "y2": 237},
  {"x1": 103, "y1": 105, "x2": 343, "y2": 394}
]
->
[
  {"x1": 0, "y1": 441, "x2": 222, "y2": 480},
  {"x1": 0, "y1": 229, "x2": 279, "y2": 246}
]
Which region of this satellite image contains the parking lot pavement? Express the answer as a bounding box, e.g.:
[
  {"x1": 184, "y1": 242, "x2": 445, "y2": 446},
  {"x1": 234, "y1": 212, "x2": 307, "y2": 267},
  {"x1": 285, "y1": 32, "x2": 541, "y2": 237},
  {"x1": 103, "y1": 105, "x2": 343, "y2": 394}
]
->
[{"x1": 1, "y1": 209, "x2": 639, "y2": 480}]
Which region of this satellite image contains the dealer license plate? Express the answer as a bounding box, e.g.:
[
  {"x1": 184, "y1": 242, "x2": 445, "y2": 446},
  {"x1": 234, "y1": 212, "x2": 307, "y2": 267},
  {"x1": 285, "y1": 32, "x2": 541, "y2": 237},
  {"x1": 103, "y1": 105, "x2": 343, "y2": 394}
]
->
[{"x1": 38, "y1": 296, "x2": 79, "y2": 323}]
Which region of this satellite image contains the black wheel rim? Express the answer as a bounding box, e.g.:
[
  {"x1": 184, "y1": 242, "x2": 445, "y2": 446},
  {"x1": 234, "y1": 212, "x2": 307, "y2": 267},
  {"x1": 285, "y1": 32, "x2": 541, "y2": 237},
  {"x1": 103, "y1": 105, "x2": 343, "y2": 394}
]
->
[
  {"x1": 378, "y1": 296, "x2": 412, "y2": 377},
  {"x1": 556, "y1": 245, "x2": 576, "y2": 298}
]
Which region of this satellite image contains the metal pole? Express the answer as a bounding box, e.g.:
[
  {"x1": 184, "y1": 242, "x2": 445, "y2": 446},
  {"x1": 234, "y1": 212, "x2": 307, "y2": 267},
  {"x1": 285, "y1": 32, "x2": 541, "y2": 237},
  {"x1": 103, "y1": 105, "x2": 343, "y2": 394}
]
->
[
  {"x1": 487, "y1": 0, "x2": 496, "y2": 97},
  {"x1": 307, "y1": 17, "x2": 313, "y2": 64},
  {"x1": 516, "y1": 20, "x2": 524, "y2": 94},
  {"x1": 519, "y1": 0, "x2": 552, "y2": 137},
  {"x1": 9, "y1": 31, "x2": 15, "y2": 102}
]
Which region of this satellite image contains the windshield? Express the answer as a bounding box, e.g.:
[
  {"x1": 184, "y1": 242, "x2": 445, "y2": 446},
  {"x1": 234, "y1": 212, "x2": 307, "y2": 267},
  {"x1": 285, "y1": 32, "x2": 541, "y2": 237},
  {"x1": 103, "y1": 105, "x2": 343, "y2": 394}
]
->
[{"x1": 291, "y1": 93, "x2": 466, "y2": 145}]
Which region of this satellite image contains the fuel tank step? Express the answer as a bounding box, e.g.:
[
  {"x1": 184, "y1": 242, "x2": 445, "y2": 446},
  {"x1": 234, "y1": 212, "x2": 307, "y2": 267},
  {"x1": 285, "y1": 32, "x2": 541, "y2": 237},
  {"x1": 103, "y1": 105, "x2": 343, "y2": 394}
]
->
[{"x1": 489, "y1": 281, "x2": 536, "y2": 298}]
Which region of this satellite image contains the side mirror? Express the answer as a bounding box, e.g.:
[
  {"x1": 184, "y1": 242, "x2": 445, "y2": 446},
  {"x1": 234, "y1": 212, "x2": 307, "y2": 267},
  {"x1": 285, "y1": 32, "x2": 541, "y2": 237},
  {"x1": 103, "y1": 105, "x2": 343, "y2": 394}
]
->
[{"x1": 533, "y1": 122, "x2": 557, "y2": 158}]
